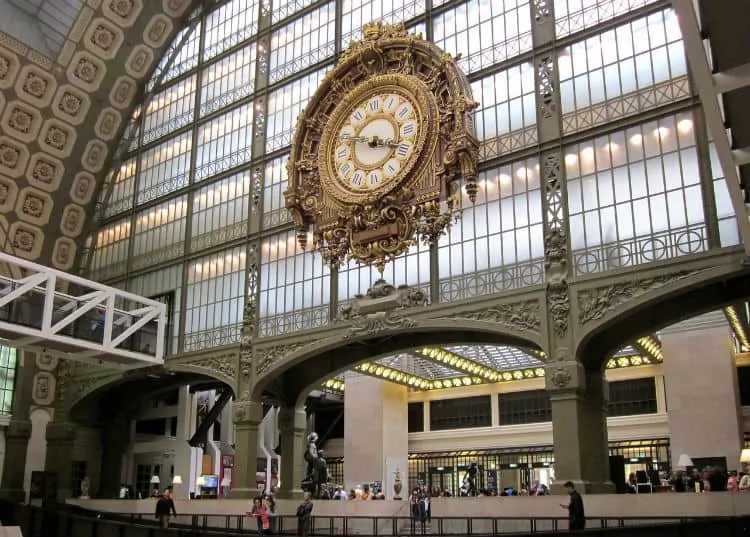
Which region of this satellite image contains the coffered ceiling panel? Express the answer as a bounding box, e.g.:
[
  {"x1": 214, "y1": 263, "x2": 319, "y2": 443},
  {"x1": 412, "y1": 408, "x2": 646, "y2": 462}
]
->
[{"x1": 0, "y1": 0, "x2": 199, "y2": 271}]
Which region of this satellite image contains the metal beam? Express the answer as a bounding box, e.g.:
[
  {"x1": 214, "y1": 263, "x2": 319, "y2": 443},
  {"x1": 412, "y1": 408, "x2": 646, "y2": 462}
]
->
[
  {"x1": 713, "y1": 62, "x2": 750, "y2": 94},
  {"x1": 188, "y1": 389, "x2": 232, "y2": 448},
  {"x1": 673, "y1": 0, "x2": 750, "y2": 255}
]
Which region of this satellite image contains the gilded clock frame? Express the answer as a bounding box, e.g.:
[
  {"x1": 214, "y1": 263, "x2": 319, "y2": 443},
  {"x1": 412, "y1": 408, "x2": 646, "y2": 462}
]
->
[
  {"x1": 285, "y1": 22, "x2": 480, "y2": 271},
  {"x1": 319, "y1": 75, "x2": 438, "y2": 205}
]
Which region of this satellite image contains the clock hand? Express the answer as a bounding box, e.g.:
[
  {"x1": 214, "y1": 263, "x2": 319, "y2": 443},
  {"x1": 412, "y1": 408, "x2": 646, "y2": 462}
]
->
[
  {"x1": 367, "y1": 136, "x2": 399, "y2": 148},
  {"x1": 338, "y1": 134, "x2": 398, "y2": 148}
]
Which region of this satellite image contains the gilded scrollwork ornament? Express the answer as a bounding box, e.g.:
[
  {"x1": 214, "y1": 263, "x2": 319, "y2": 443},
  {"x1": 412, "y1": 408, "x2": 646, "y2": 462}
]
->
[{"x1": 286, "y1": 22, "x2": 479, "y2": 272}]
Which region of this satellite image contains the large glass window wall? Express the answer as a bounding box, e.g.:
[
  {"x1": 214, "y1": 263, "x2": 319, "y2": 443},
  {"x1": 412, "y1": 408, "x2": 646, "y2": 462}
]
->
[
  {"x1": 266, "y1": 69, "x2": 329, "y2": 153},
  {"x1": 93, "y1": 0, "x2": 729, "y2": 353},
  {"x1": 184, "y1": 247, "x2": 247, "y2": 351},
  {"x1": 200, "y1": 44, "x2": 257, "y2": 117},
  {"x1": 128, "y1": 267, "x2": 182, "y2": 354},
  {"x1": 708, "y1": 143, "x2": 741, "y2": 248},
  {"x1": 472, "y1": 63, "x2": 538, "y2": 160},
  {"x1": 191, "y1": 171, "x2": 252, "y2": 251},
  {"x1": 554, "y1": 0, "x2": 660, "y2": 38},
  {"x1": 142, "y1": 76, "x2": 196, "y2": 145},
  {"x1": 433, "y1": 0, "x2": 532, "y2": 75},
  {"x1": 131, "y1": 196, "x2": 188, "y2": 270},
  {"x1": 195, "y1": 102, "x2": 254, "y2": 181},
  {"x1": 137, "y1": 134, "x2": 192, "y2": 205},
  {"x1": 566, "y1": 111, "x2": 706, "y2": 275},
  {"x1": 269, "y1": 3, "x2": 336, "y2": 84},
  {"x1": 261, "y1": 155, "x2": 292, "y2": 229},
  {"x1": 558, "y1": 9, "x2": 688, "y2": 134},
  {"x1": 341, "y1": 0, "x2": 426, "y2": 47},
  {"x1": 438, "y1": 157, "x2": 544, "y2": 302},
  {"x1": 203, "y1": 0, "x2": 260, "y2": 60},
  {"x1": 259, "y1": 230, "x2": 330, "y2": 337}
]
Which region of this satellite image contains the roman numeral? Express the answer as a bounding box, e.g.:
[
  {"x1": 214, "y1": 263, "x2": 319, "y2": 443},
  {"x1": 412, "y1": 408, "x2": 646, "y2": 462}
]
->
[
  {"x1": 369, "y1": 172, "x2": 380, "y2": 185},
  {"x1": 368, "y1": 99, "x2": 379, "y2": 112},
  {"x1": 395, "y1": 143, "x2": 410, "y2": 158},
  {"x1": 351, "y1": 172, "x2": 364, "y2": 186},
  {"x1": 402, "y1": 123, "x2": 415, "y2": 135}
]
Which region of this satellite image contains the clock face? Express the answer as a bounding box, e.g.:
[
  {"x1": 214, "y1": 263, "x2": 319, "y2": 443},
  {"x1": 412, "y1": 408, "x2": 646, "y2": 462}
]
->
[{"x1": 324, "y1": 88, "x2": 425, "y2": 199}]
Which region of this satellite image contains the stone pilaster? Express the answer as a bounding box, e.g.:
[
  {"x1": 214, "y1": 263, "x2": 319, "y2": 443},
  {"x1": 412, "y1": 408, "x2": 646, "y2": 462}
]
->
[
  {"x1": 232, "y1": 400, "x2": 263, "y2": 498},
  {"x1": 44, "y1": 421, "x2": 77, "y2": 500},
  {"x1": 276, "y1": 406, "x2": 306, "y2": 499}
]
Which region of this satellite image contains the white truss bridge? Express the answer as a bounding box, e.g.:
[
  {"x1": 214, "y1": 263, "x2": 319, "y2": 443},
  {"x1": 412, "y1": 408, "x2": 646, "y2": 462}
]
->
[{"x1": 0, "y1": 252, "x2": 166, "y2": 369}]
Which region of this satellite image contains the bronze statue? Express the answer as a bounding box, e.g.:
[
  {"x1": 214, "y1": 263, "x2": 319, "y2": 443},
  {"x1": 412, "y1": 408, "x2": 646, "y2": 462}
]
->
[{"x1": 302, "y1": 432, "x2": 329, "y2": 498}]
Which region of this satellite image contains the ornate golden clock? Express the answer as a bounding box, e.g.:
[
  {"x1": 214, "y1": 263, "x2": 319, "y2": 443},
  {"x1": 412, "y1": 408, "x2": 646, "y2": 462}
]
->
[{"x1": 285, "y1": 22, "x2": 479, "y2": 272}]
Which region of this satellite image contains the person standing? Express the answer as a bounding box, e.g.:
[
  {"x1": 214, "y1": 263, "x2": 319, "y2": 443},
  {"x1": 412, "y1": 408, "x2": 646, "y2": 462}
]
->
[
  {"x1": 154, "y1": 488, "x2": 177, "y2": 529},
  {"x1": 296, "y1": 491, "x2": 314, "y2": 537},
  {"x1": 249, "y1": 497, "x2": 270, "y2": 536},
  {"x1": 559, "y1": 481, "x2": 585, "y2": 531}
]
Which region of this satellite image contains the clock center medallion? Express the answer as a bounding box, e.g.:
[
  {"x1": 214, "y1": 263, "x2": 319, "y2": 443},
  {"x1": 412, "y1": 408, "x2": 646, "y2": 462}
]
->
[{"x1": 354, "y1": 118, "x2": 396, "y2": 167}]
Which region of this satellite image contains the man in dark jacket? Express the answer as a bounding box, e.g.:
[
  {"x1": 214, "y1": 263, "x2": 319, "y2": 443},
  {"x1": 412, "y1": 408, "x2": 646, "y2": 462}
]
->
[
  {"x1": 154, "y1": 488, "x2": 177, "y2": 529},
  {"x1": 296, "y1": 491, "x2": 313, "y2": 537},
  {"x1": 559, "y1": 481, "x2": 585, "y2": 531}
]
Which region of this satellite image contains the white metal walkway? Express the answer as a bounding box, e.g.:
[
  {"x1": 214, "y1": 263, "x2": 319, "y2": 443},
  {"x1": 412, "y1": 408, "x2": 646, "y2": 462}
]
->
[{"x1": 0, "y1": 251, "x2": 166, "y2": 369}]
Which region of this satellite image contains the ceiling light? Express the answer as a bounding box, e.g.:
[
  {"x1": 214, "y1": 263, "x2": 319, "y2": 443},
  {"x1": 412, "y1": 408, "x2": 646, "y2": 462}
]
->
[{"x1": 677, "y1": 119, "x2": 693, "y2": 134}]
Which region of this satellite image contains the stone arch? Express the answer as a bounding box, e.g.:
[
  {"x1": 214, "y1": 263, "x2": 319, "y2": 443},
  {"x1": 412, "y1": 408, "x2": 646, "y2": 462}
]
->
[
  {"x1": 575, "y1": 253, "x2": 750, "y2": 369},
  {"x1": 252, "y1": 318, "x2": 545, "y2": 405}
]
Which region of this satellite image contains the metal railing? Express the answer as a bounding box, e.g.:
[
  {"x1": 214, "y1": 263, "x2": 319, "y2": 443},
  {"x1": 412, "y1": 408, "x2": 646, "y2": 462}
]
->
[{"x1": 33, "y1": 504, "x2": 750, "y2": 537}]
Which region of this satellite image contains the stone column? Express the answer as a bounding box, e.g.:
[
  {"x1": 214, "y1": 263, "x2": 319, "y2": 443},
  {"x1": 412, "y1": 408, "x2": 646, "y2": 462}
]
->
[
  {"x1": 99, "y1": 415, "x2": 130, "y2": 498},
  {"x1": 343, "y1": 376, "x2": 408, "y2": 496},
  {"x1": 662, "y1": 326, "x2": 743, "y2": 470},
  {"x1": 0, "y1": 351, "x2": 34, "y2": 502},
  {"x1": 548, "y1": 363, "x2": 612, "y2": 493},
  {"x1": 0, "y1": 420, "x2": 31, "y2": 501},
  {"x1": 276, "y1": 406, "x2": 306, "y2": 499},
  {"x1": 172, "y1": 385, "x2": 194, "y2": 499},
  {"x1": 232, "y1": 400, "x2": 263, "y2": 498},
  {"x1": 44, "y1": 422, "x2": 77, "y2": 500}
]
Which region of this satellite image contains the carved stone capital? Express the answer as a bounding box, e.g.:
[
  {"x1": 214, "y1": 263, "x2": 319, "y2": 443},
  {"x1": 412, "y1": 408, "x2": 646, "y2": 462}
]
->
[
  {"x1": 5, "y1": 419, "x2": 32, "y2": 440},
  {"x1": 544, "y1": 361, "x2": 584, "y2": 391},
  {"x1": 233, "y1": 400, "x2": 263, "y2": 425},
  {"x1": 45, "y1": 421, "x2": 77, "y2": 444}
]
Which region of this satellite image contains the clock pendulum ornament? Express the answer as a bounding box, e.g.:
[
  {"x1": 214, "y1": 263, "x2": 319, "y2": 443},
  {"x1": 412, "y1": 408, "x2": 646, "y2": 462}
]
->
[{"x1": 285, "y1": 22, "x2": 480, "y2": 273}]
